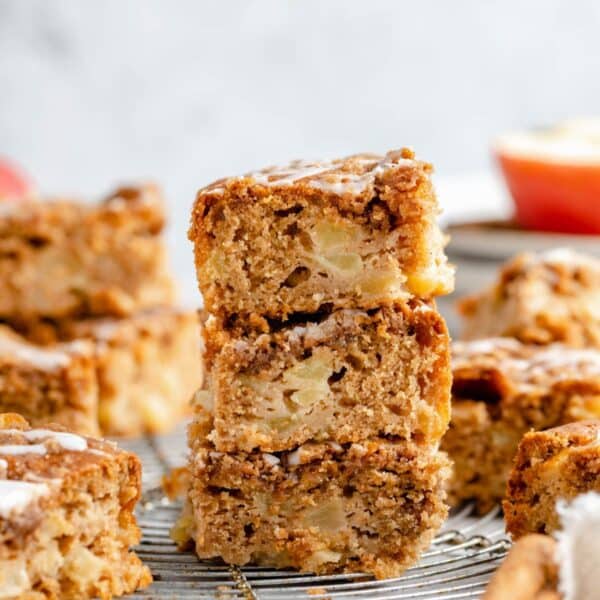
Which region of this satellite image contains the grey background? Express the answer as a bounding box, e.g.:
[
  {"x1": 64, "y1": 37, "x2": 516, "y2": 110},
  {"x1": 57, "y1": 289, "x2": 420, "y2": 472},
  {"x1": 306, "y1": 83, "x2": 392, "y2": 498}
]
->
[{"x1": 1, "y1": 0, "x2": 599, "y2": 306}]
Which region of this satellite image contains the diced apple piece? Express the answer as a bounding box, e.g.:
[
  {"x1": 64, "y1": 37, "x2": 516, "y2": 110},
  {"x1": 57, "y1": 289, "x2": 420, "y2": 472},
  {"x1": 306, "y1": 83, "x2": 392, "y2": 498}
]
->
[
  {"x1": 359, "y1": 270, "x2": 404, "y2": 297},
  {"x1": 283, "y1": 349, "x2": 334, "y2": 408},
  {"x1": 303, "y1": 498, "x2": 346, "y2": 532},
  {"x1": 312, "y1": 220, "x2": 363, "y2": 252},
  {"x1": 314, "y1": 253, "x2": 364, "y2": 277}
]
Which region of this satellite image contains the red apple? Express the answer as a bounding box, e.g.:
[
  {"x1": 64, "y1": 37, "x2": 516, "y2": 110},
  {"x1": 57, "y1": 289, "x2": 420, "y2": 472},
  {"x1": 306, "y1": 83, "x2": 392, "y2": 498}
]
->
[
  {"x1": 495, "y1": 119, "x2": 600, "y2": 235},
  {"x1": 0, "y1": 158, "x2": 32, "y2": 201}
]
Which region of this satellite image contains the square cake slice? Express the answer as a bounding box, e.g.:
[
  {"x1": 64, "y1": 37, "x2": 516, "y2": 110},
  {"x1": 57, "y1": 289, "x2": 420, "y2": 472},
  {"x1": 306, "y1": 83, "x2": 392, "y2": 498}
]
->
[
  {"x1": 458, "y1": 249, "x2": 600, "y2": 347},
  {"x1": 504, "y1": 421, "x2": 600, "y2": 538},
  {"x1": 0, "y1": 184, "x2": 175, "y2": 322},
  {"x1": 177, "y1": 410, "x2": 450, "y2": 579},
  {"x1": 0, "y1": 413, "x2": 151, "y2": 598},
  {"x1": 0, "y1": 326, "x2": 99, "y2": 436},
  {"x1": 198, "y1": 300, "x2": 450, "y2": 452},
  {"x1": 190, "y1": 148, "x2": 454, "y2": 322},
  {"x1": 20, "y1": 307, "x2": 202, "y2": 437},
  {"x1": 441, "y1": 338, "x2": 600, "y2": 512}
]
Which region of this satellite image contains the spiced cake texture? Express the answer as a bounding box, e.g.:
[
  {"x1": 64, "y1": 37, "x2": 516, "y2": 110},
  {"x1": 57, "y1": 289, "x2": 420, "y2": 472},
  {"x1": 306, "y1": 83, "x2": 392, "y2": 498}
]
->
[
  {"x1": 0, "y1": 184, "x2": 174, "y2": 322},
  {"x1": 482, "y1": 534, "x2": 559, "y2": 600},
  {"x1": 504, "y1": 421, "x2": 600, "y2": 538},
  {"x1": 199, "y1": 300, "x2": 450, "y2": 452},
  {"x1": 0, "y1": 413, "x2": 151, "y2": 598},
  {"x1": 175, "y1": 410, "x2": 450, "y2": 579},
  {"x1": 190, "y1": 148, "x2": 454, "y2": 323},
  {"x1": 458, "y1": 248, "x2": 600, "y2": 347},
  {"x1": 182, "y1": 148, "x2": 453, "y2": 578},
  {"x1": 0, "y1": 326, "x2": 99, "y2": 437},
  {"x1": 441, "y1": 338, "x2": 600, "y2": 511},
  {"x1": 13, "y1": 307, "x2": 202, "y2": 437}
]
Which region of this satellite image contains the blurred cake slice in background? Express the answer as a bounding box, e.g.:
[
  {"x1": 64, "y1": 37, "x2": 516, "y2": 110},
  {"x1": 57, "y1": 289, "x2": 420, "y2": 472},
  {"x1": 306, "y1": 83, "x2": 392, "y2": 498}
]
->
[
  {"x1": 0, "y1": 180, "x2": 202, "y2": 437},
  {"x1": 16, "y1": 308, "x2": 202, "y2": 437},
  {"x1": 0, "y1": 184, "x2": 175, "y2": 322},
  {"x1": 442, "y1": 338, "x2": 600, "y2": 511},
  {"x1": 457, "y1": 249, "x2": 600, "y2": 346}
]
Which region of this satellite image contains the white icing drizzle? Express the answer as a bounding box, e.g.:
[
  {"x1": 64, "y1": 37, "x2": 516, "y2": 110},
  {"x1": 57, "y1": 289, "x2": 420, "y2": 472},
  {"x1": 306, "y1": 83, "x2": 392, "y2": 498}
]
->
[
  {"x1": 0, "y1": 428, "x2": 89, "y2": 459},
  {"x1": 307, "y1": 172, "x2": 376, "y2": 195},
  {"x1": 0, "y1": 335, "x2": 71, "y2": 370},
  {"x1": 250, "y1": 162, "x2": 342, "y2": 187},
  {"x1": 19, "y1": 429, "x2": 87, "y2": 451},
  {"x1": 531, "y1": 347, "x2": 600, "y2": 372},
  {"x1": 454, "y1": 337, "x2": 521, "y2": 355},
  {"x1": 0, "y1": 480, "x2": 49, "y2": 518},
  {"x1": 0, "y1": 444, "x2": 47, "y2": 455},
  {"x1": 534, "y1": 247, "x2": 600, "y2": 270},
  {"x1": 201, "y1": 151, "x2": 419, "y2": 197},
  {"x1": 455, "y1": 339, "x2": 600, "y2": 387},
  {"x1": 1, "y1": 428, "x2": 88, "y2": 452},
  {"x1": 86, "y1": 448, "x2": 110, "y2": 458}
]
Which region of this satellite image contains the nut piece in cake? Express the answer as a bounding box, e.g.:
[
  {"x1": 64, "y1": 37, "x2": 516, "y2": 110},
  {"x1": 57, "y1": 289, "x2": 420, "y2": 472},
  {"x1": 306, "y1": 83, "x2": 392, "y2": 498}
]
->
[
  {"x1": 482, "y1": 534, "x2": 559, "y2": 600},
  {"x1": 190, "y1": 149, "x2": 454, "y2": 321},
  {"x1": 200, "y1": 301, "x2": 450, "y2": 452},
  {"x1": 504, "y1": 421, "x2": 600, "y2": 538},
  {"x1": 0, "y1": 326, "x2": 99, "y2": 436},
  {"x1": 0, "y1": 184, "x2": 175, "y2": 321},
  {"x1": 178, "y1": 410, "x2": 450, "y2": 579},
  {"x1": 441, "y1": 338, "x2": 600, "y2": 512},
  {"x1": 0, "y1": 413, "x2": 152, "y2": 598},
  {"x1": 458, "y1": 249, "x2": 600, "y2": 347},
  {"x1": 18, "y1": 307, "x2": 202, "y2": 437}
]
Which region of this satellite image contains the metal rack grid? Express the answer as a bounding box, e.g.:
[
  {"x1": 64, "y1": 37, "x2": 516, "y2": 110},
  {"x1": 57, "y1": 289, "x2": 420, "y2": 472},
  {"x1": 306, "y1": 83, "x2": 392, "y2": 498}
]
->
[{"x1": 120, "y1": 426, "x2": 510, "y2": 599}]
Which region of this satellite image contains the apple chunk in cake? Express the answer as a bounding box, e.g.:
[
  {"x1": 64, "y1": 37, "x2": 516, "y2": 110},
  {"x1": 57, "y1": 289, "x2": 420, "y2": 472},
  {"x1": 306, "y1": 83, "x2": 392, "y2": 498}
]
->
[
  {"x1": 176, "y1": 411, "x2": 450, "y2": 579},
  {"x1": 199, "y1": 300, "x2": 450, "y2": 452},
  {"x1": 190, "y1": 148, "x2": 454, "y2": 322},
  {"x1": 0, "y1": 413, "x2": 151, "y2": 598}
]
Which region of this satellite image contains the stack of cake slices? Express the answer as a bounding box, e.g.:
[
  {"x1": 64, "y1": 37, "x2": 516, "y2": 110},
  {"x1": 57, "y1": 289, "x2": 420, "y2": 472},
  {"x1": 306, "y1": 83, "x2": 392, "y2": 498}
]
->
[{"x1": 180, "y1": 148, "x2": 455, "y2": 578}]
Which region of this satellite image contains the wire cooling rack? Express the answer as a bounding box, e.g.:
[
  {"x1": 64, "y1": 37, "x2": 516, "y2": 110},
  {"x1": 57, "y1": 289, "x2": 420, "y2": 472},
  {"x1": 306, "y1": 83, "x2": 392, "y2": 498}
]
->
[{"x1": 119, "y1": 425, "x2": 510, "y2": 599}]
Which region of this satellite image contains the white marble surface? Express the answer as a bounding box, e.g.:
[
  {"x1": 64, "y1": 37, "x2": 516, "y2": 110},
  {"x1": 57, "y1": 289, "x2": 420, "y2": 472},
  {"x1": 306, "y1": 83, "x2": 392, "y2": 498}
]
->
[{"x1": 1, "y1": 0, "x2": 599, "y2": 305}]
